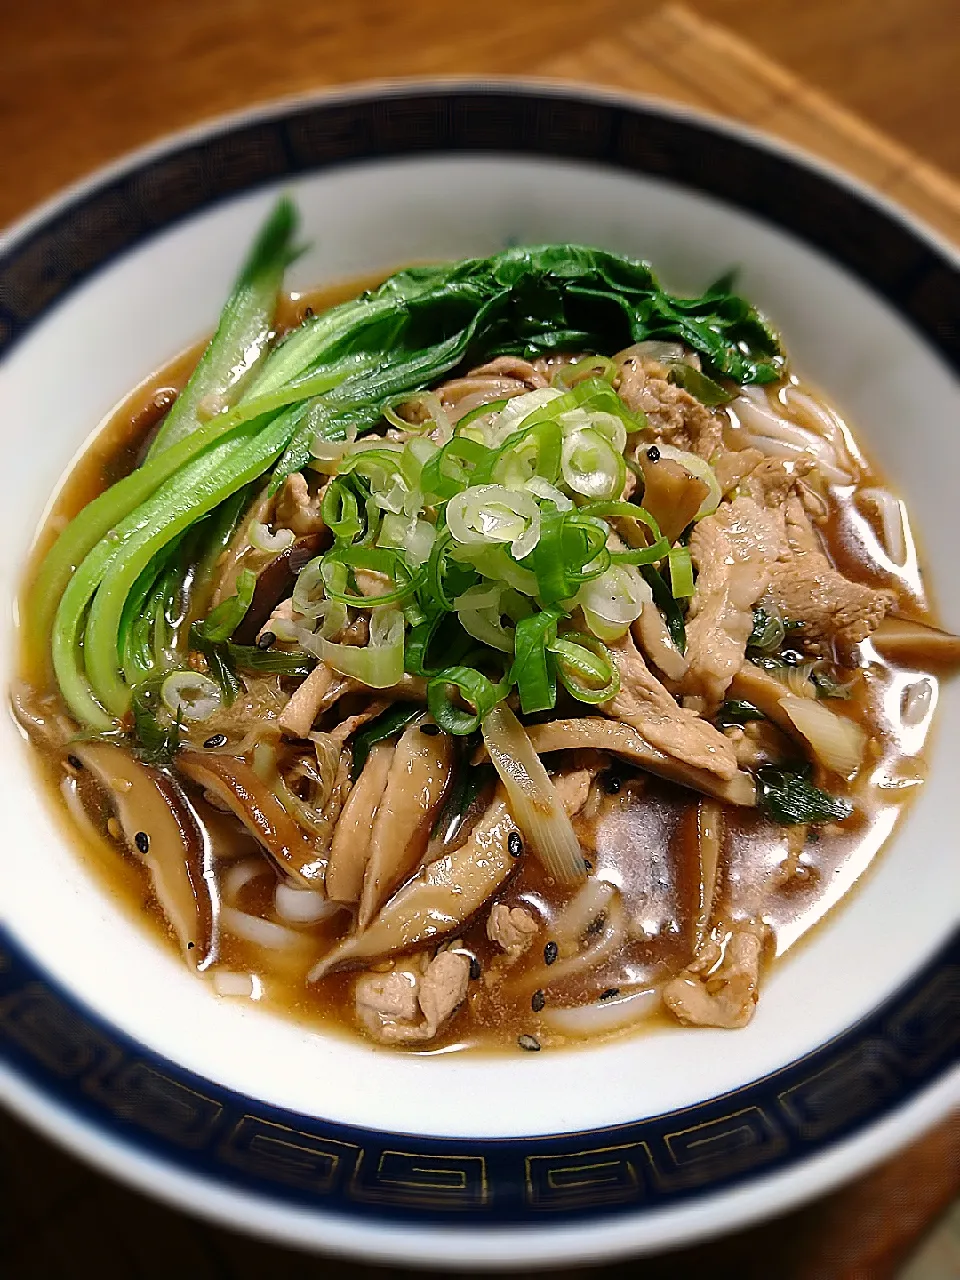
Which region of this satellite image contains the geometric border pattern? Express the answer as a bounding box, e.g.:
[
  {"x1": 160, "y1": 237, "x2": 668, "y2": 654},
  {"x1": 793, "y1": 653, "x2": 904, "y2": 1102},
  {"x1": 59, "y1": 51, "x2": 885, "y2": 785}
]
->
[
  {"x1": 1, "y1": 927, "x2": 957, "y2": 1223},
  {"x1": 1, "y1": 84, "x2": 958, "y2": 1227},
  {"x1": 1, "y1": 87, "x2": 958, "y2": 365}
]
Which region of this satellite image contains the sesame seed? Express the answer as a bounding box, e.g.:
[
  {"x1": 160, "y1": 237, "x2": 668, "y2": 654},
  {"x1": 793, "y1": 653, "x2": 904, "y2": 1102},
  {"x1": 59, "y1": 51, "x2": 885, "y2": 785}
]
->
[
  {"x1": 187, "y1": 941, "x2": 195, "y2": 950},
  {"x1": 518, "y1": 1034, "x2": 541, "y2": 1052},
  {"x1": 134, "y1": 831, "x2": 150, "y2": 855},
  {"x1": 420, "y1": 724, "x2": 440, "y2": 736},
  {"x1": 508, "y1": 831, "x2": 523, "y2": 857},
  {"x1": 646, "y1": 445, "x2": 661, "y2": 462},
  {"x1": 599, "y1": 987, "x2": 620, "y2": 1002},
  {"x1": 203, "y1": 733, "x2": 228, "y2": 749},
  {"x1": 303, "y1": 306, "x2": 314, "y2": 318},
  {"x1": 544, "y1": 941, "x2": 558, "y2": 966},
  {"x1": 604, "y1": 773, "x2": 622, "y2": 795},
  {"x1": 531, "y1": 989, "x2": 546, "y2": 1013},
  {"x1": 256, "y1": 631, "x2": 276, "y2": 651},
  {"x1": 469, "y1": 957, "x2": 481, "y2": 981},
  {"x1": 66, "y1": 754, "x2": 83, "y2": 771}
]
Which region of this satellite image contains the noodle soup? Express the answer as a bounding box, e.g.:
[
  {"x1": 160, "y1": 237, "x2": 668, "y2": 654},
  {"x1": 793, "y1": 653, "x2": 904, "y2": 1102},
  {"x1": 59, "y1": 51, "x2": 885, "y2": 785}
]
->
[{"x1": 13, "y1": 200, "x2": 959, "y2": 1053}]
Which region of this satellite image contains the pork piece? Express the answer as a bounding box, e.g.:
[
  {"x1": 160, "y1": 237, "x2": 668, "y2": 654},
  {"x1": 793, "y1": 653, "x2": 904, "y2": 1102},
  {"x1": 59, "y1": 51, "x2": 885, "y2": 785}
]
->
[
  {"x1": 603, "y1": 634, "x2": 739, "y2": 780},
  {"x1": 551, "y1": 766, "x2": 595, "y2": 819},
  {"x1": 279, "y1": 663, "x2": 338, "y2": 738},
  {"x1": 466, "y1": 356, "x2": 548, "y2": 388},
  {"x1": 771, "y1": 493, "x2": 895, "y2": 649},
  {"x1": 662, "y1": 925, "x2": 764, "y2": 1029},
  {"x1": 325, "y1": 742, "x2": 393, "y2": 903},
  {"x1": 682, "y1": 501, "x2": 777, "y2": 709},
  {"x1": 738, "y1": 461, "x2": 894, "y2": 650},
  {"x1": 353, "y1": 567, "x2": 393, "y2": 600},
  {"x1": 438, "y1": 376, "x2": 532, "y2": 414},
  {"x1": 617, "y1": 358, "x2": 723, "y2": 459},
  {"x1": 713, "y1": 446, "x2": 765, "y2": 495},
  {"x1": 275, "y1": 472, "x2": 326, "y2": 536},
  {"x1": 354, "y1": 950, "x2": 470, "y2": 1044},
  {"x1": 309, "y1": 795, "x2": 517, "y2": 979},
  {"x1": 328, "y1": 699, "x2": 391, "y2": 745},
  {"x1": 357, "y1": 721, "x2": 455, "y2": 928},
  {"x1": 487, "y1": 905, "x2": 538, "y2": 961},
  {"x1": 633, "y1": 605, "x2": 688, "y2": 683}
]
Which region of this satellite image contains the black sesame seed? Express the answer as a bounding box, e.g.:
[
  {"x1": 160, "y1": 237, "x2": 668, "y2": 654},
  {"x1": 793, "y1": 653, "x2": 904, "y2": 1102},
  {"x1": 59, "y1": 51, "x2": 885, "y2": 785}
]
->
[
  {"x1": 531, "y1": 989, "x2": 546, "y2": 1013},
  {"x1": 646, "y1": 445, "x2": 661, "y2": 462},
  {"x1": 604, "y1": 773, "x2": 622, "y2": 795},
  {"x1": 66, "y1": 754, "x2": 83, "y2": 770},
  {"x1": 469, "y1": 957, "x2": 482, "y2": 981},
  {"x1": 134, "y1": 831, "x2": 150, "y2": 854},
  {"x1": 203, "y1": 733, "x2": 228, "y2": 749},
  {"x1": 781, "y1": 649, "x2": 803, "y2": 667},
  {"x1": 420, "y1": 723, "x2": 440, "y2": 736},
  {"x1": 518, "y1": 1034, "x2": 541, "y2": 1052},
  {"x1": 508, "y1": 831, "x2": 523, "y2": 858},
  {"x1": 256, "y1": 631, "x2": 277, "y2": 651},
  {"x1": 599, "y1": 987, "x2": 620, "y2": 1002},
  {"x1": 544, "y1": 940, "x2": 558, "y2": 966},
  {"x1": 303, "y1": 306, "x2": 314, "y2": 318},
  {"x1": 187, "y1": 941, "x2": 195, "y2": 950},
  {"x1": 583, "y1": 858, "x2": 593, "y2": 871}
]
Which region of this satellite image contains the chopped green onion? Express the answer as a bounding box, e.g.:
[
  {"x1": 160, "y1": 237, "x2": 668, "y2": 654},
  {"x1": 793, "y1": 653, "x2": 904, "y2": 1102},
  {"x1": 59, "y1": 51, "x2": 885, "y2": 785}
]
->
[
  {"x1": 193, "y1": 568, "x2": 257, "y2": 643},
  {"x1": 321, "y1": 477, "x2": 365, "y2": 543},
  {"x1": 668, "y1": 543, "x2": 695, "y2": 598},
  {"x1": 420, "y1": 437, "x2": 492, "y2": 501},
  {"x1": 512, "y1": 610, "x2": 560, "y2": 714},
  {"x1": 160, "y1": 671, "x2": 222, "y2": 721},
  {"x1": 303, "y1": 607, "x2": 405, "y2": 687},
  {"x1": 427, "y1": 665, "x2": 510, "y2": 735},
  {"x1": 446, "y1": 485, "x2": 541, "y2": 560},
  {"x1": 552, "y1": 355, "x2": 617, "y2": 389},
  {"x1": 549, "y1": 632, "x2": 620, "y2": 703},
  {"x1": 320, "y1": 545, "x2": 423, "y2": 608}
]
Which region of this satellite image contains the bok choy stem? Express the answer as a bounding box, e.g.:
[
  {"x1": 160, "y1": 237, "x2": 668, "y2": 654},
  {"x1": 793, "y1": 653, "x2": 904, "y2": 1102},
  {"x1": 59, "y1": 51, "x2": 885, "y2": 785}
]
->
[{"x1": 147, "y1": 197, "x2": 299, "y2": 458}]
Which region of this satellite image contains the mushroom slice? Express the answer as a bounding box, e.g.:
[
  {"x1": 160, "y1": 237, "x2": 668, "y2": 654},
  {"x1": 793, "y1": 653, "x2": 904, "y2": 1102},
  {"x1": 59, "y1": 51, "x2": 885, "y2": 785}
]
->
[
  {"x1": 177, "y1": 752, "x2": 321, "y2": 887},
  {"x1": 475, "y1": 719, "x2": 756, "y2": 806},
  {"x1": 71, "y1": 743, "x2": 215, "y2": 967},
  {"x1": 870, "y1": 616, "x2": 960, "y2": 670},
  {"x1": 309, "y1": 795, "x2": 517, "y2": 980},
  {"x1": 357, "y1": 721, "x2": 455, "y2": 928},
  {"x1": 326, "y1": 742, "x2": 394, "y2": 903}
]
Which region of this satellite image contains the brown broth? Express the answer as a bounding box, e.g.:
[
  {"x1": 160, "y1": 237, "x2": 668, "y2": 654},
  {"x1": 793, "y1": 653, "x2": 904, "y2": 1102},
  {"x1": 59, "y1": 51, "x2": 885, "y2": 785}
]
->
[{"x1": 13, "y1": 280, "x2": 946, "y2": 1055}]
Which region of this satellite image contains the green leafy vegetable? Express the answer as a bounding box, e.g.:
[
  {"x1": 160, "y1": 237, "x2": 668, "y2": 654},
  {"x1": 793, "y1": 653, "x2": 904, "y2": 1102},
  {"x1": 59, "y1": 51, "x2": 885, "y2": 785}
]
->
[
  {"x1": 34, "y1": 202, "x2": 783, "y2": 749},
  {"x1": 193, "y1": 569, "x2": 257, "y2": 643},
  {"x1": 130, "y1": 676, "x2": 182, "y2": 765},
  {"x1": 748, "y1": 606, "x2": 786, "y2": 654},
  {"x1": 756, "y1": 764, "x2": 853, "y2": 826},
  {"x1": 716, "y1": 699, "x2": 766, "y2": 727},
  {"x1": 351, "y1": 703, "x2": 425, "y2": 778},
  {"x1": 148, "y1": 197, "x2": 300, "y2": 458},
  {"x1": 666, "y1": 362, "x2": 733, "y2": 405}
]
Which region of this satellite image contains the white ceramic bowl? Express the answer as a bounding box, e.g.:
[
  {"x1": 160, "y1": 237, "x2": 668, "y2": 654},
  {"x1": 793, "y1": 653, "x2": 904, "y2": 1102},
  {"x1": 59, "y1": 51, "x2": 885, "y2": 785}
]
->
[{"x1": 1, "y1": 83, "x2": 957, "y2": 1268}]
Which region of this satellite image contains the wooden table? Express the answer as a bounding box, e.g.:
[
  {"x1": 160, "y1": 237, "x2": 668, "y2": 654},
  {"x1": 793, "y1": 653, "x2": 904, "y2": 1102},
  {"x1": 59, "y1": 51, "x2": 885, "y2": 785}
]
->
[
  {"x1": 2, "y1": 2, "x2": 958, "y2": 1277},
  {"x1": 2, "y1": 0, "x2": 959, "y2": 231}
]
